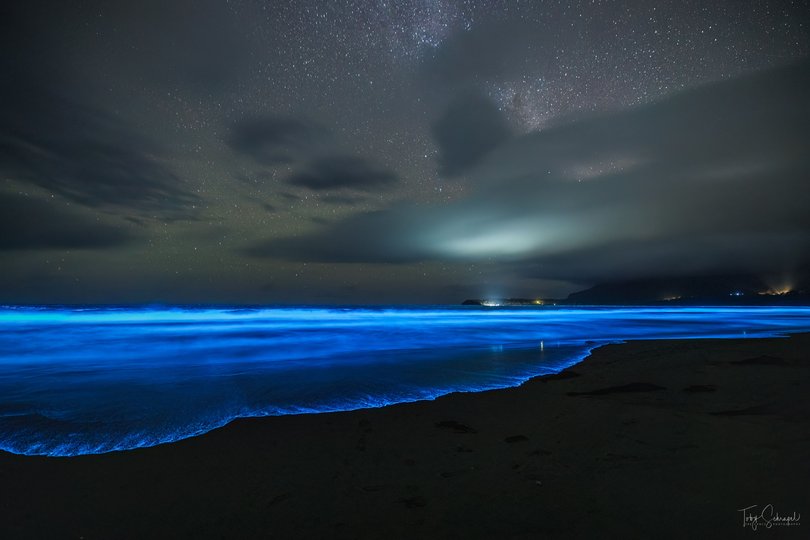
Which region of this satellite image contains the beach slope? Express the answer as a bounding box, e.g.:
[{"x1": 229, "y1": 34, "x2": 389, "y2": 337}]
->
[{"x1": 1, "y1": 334, "x2": 808, "y2": 538}]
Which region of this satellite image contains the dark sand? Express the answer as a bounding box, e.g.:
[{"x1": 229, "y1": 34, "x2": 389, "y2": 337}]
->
[{"x1": 1, "y1": 334, "x2": 808, "y2": 539}]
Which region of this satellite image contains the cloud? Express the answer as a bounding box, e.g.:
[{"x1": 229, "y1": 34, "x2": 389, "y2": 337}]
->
[
  {"x1": 0, "y1": 4, "x2": 198, "y2": 215},
  {"x1": 421, "y1": 21, "x2": 547, "y2": 89},
  {"x1": 229, "y1": 116, "x2": 396, "y2": 194},
  {"x1": 0, "y1": 101, "x2": 196, "y2": 212},
  {"x1": 319, "y1": 194, "x2": 367, "y2": 205},
  {"x1": 277, "y1": 192, "x2": 302, "y2": 202},
  {"x1": 8, "y1": 1, "x2": 255, "y2": 95},
  {"x1": 285, "y1": 156, "x2": 397, "y2": 191},
  {"x1": 259, "y1": 202, "x2": 277, "y2": 213},
  {"x1": 245, "y1": 209, "x2": 416, "y2": 262},
  {"x1": 0, "y1": 193, "x2": 134, "y2": 250},
  {"x1": 432, "y1": 93, "x2": 513, "y2": 176},
  {"x1": 247, "y1": 59, "x2": 810, "y2": 282},
  {"x1": 228, "y1": 116, "x2": 329, "y2": 166}
]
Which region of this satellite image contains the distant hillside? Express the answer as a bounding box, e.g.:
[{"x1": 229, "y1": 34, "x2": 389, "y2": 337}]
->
[
  {"x1": 566, "y1": 274, "x2": 809, "y2": 305},
  {"x1": 463, "y1": 273, "x2": 810, "y2": 306}
]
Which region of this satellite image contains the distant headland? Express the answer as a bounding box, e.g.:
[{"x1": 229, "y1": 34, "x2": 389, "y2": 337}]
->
[{"x1": 463, "y1": 275, "x2": 810, "y2": 306}]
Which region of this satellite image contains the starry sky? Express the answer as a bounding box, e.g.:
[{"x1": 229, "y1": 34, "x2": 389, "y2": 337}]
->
[{"x1": 1, "y1": 0, "x2": 809, "y2": 304}]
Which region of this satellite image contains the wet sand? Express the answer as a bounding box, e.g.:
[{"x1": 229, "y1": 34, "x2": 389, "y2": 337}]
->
[{"x1": 1, "y1": 333, "x2": 808, "y2": 539}]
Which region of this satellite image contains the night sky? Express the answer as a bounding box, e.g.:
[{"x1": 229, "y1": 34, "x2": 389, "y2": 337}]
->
[{"x1": 1, "y1": 1, "x2": 808, "y2": 304}]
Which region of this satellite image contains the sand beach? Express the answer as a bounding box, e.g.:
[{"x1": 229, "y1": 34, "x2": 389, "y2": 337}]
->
[{"x1": 1, "y1": 333, "x2": 807, "y2": 538}]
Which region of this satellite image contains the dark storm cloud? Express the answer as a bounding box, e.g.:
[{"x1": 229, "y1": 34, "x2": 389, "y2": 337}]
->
[
  {"x1": 0, "y1": 3, "x2": 198, "y2": 215},
  {"x1": 0, "y1": 194, "x2": 134, "y2": 251},
  {"x1": 0, "y1": 100, "x2": 196, "y2": 212},
  {"x1": 249, "y1": 59, "x2": 810, "y2": 280},
  {"x1": 229, "y1": 115, "x2": 395, "y2": 193},
  {"x1": 229, "y1": 116, "x2": 329, "y2": 166},
  {"x1": 285, "y1": 156, "x2": 398, "y2": 191},
  {"x1": 432, "y1": 94, "x2": 513, "y2": 176}
]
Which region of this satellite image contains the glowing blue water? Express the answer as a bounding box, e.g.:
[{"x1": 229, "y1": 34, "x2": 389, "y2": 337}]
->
[{"x1": 0, "y1": 305, "x2": 808, "y2": 456}]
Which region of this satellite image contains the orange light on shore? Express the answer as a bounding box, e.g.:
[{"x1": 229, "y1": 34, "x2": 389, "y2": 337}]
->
[{"x1": 759, "y1": 287, "x2": 792, "y2": 296}]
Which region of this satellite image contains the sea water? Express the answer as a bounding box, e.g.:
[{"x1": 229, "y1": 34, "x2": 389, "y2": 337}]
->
[{"x1": 0, "y1": 305, "x2": 808, "y2": 456}]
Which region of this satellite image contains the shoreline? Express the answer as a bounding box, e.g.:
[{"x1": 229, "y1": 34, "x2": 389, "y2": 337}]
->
[{"x1": 2, "y1": 333, "x2": 808, "y2": 538}]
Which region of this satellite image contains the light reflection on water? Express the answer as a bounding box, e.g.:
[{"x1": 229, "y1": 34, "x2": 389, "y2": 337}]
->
[{"x1": 0, "y1": 305, "x2": 808, "y2": 456}]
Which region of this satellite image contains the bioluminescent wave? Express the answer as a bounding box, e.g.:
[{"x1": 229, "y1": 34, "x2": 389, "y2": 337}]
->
[{"x1": 1, "y1": 305, "x2": 808, "y2": 456}]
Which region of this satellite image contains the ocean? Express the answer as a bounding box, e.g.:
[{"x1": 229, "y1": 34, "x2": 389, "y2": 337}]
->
[{"x1": 1, "y1": 305, "x2": 809, "y2": 456}]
